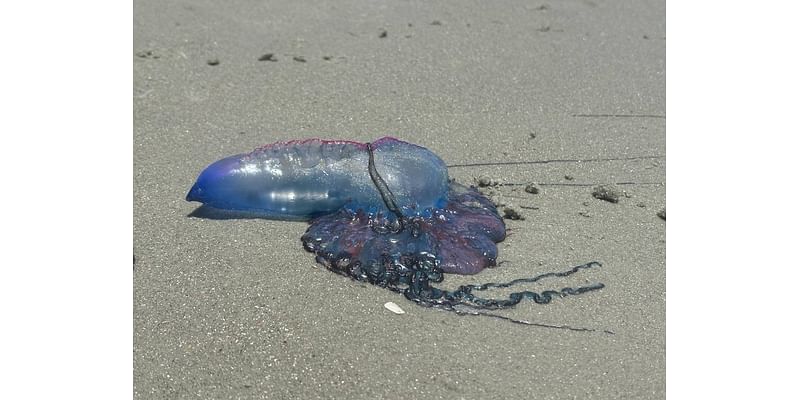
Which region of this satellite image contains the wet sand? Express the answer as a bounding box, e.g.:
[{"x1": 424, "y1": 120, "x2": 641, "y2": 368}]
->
[{"x1": 134, "y1": 0, "x2": 665, "y2": 398}]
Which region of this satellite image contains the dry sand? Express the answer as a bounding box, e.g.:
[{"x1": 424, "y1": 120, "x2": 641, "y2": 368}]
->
[{"x1": 134, "y1": 0, "x2": 665, "y2": 398}]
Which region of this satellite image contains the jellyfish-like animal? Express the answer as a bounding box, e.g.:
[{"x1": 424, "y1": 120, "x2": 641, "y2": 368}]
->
[{"x1": 187, "y1": 137, "x2": 604, "y2": 323}]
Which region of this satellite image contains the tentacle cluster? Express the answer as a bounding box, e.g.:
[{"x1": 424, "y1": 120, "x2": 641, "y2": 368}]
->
[{"x1": 299, "y1": 143, "x2": 606, "y2": 322}]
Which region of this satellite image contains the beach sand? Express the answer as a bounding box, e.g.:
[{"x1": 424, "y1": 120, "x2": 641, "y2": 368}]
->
[{"x1": 134, "y1": 0, "x2": 665, "y2": 398}]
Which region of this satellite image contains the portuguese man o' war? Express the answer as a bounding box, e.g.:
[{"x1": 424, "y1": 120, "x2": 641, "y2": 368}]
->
[{"x1": 187, "y1": 137, "x2": 606, "y2": 330}]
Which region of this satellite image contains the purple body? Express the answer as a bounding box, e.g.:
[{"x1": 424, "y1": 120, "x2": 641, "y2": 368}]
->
[{"x1": 187, "y1": 137, "x2": 506, "y2": 275}]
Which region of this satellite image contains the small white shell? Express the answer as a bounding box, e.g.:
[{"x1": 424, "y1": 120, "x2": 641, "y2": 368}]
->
[{"x1": 384, "y1": 302, "x2": 406, "y2": 315}]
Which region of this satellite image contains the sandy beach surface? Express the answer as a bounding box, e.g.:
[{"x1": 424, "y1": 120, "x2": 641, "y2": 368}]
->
[{"x1": 134, "y1": 0, "x2": 665, "y2": 398}]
